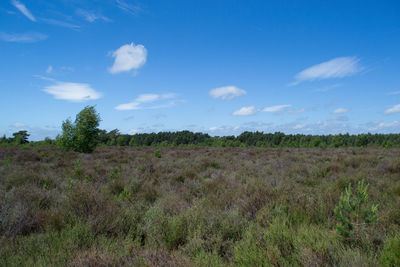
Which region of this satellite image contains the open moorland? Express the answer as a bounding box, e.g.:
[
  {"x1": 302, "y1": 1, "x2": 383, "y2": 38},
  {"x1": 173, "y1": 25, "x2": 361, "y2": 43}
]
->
[{"x1": 1, "y1": 146, "x2": 399, "y2": 266}]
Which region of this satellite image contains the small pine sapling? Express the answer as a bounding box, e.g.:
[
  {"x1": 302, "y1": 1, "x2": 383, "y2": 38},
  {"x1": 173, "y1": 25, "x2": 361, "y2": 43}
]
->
[{"x1": 334, "y1": 179, "x2": 378, "y2": 239}]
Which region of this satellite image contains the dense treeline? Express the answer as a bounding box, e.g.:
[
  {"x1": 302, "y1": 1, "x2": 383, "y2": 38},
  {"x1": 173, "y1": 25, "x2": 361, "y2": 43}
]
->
[
  {"x1": 2, "y1": 130, "x2": 400, "y2": 148},
  {"x1": 97, "y1": 130, "x2": 400, "y2": 148}
]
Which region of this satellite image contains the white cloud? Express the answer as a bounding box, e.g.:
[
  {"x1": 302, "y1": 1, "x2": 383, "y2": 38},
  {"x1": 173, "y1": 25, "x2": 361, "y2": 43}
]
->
[
  {"x1": 40, "y1": 18, "x2": 80, "y2": 29},
  {"x1": 115, "y1": 93, "x2": 177, "y2": 110},
  {"x1": 0, "y1": 32, "x2": 47, "y2": 42},
  {"x1": 76, "y1": 9, "x2": 111, "y2": 23},
  {"x1": 377, "y1": 121, "x2": 399, "y2": 128},
  {"x1": 46, "y1": 65, "x2": 53, "y2": 74},
  {"x1": 292, "y1": 57, "x2": 361, "y2": 85},
  {"x1": 262, "y1": 104, "x2": 291, "y2": 113},
  {"x1": 388, "y1": 91, "x2": 400, "y2": 95},
  {"x1": 384, "y1": 104, "x2": 400, "y2": 114},
  {"x1": 109, "y1": 43, "x2": 147, "y2": 74},
  {"x1": 11, "y1": 0, "x2": 36, "y2": 22},
  {"x1": 328, "y1": 116, "x2": 349, "y2": 122},
  {"x1": 293, "y1": 124, "x2": 305, "y2": 130},
  {"x1": 333, "y1": 108, "x2": 349, "y2": 114},
  {"x1": 13, "y1": 122, "x2": 25, "y2": 128},
  {"x1": 232, "y1": 106, "x2": 257, "y2": 116},
  {"x1": 43, "y1": 81, "x2": 102, "y2": 102},
  {"x1": 209, "y1": 86, "x2": 246, "y2": 100},
  {"x1": 288, "y1": 108, "x2": 305, "y2": 114},
  {"x1": 116, "y1": 0, "x2": 142, "y2": 16},
  {"x1": 313, "y1": 83, "x2": 342, "y2": 92}
]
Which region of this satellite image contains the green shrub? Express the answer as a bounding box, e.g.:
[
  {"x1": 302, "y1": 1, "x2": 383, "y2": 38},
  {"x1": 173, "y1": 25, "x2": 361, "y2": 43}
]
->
[
  {"x1": 153, "y1": 149, "x2": 161, "y2": 158},
  {"x1": 194, "y1": 250, "x2": 225, "y2": 267},
  {"x1": 380, "y1": 233, "x2": 400, "y2": 266},
  {"x1": 4, "y1": 156, "x2": 12, "y2": 166},
  {"x1": 109, "y1": 166, "x2": 121, "y2": 180},
  {"x1": 165, "y1": 214, "x2": 188, "y2": 249}
]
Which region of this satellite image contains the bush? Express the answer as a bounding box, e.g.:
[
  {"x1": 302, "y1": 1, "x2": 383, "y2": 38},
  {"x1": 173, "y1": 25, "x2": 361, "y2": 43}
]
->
[{"x1": 380, "y1": 233, "x2": 400, "y2": 266}]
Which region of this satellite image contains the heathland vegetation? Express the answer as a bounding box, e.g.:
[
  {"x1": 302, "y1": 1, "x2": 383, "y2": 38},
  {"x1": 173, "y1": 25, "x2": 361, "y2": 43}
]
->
[{"x1": 0, "y1": 106, "x2": 399, "y2": 266}]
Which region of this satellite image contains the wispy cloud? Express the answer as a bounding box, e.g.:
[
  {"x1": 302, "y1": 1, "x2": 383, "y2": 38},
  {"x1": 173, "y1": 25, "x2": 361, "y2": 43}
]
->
[
  {"x1": 368, "y1": 121, "x2": 400, "y2": 131},
  {"x1": 0, "y1": 32, "x2": 47, "y2": 42},
  {"x1": 377, "y1": 121, "x2": 400, "y2": 128},
  {"x1": 291, "y1": 57, "x2": 361, "y2": 85},
  {"x1": 328, "y1": 115, "x2": 349, "y2": 122},
  {"x1": 109, "y1": 43, "x2": 147, "y2": 74},
  {"x1": 262, "y1": 104, "x2": 292, "y2": 114},
  {"x1": 232, "y1": 106, "x2": 257, "y2": 116},
  {"x1": 388, "y1": 91, "x2": 400, "y2": 95},
  {"x1": 42, "y1": 80, "x2": 102, "y2": 102},
  {"x1": 209, "y1": 86, "x2": 246, "y2": 100},
  {"x1": 116, "y1": 0, "x2": 142, "y2": 16},
  {"x1": 232, "y1": 104, "x2": 296, "y2": 116},
  {"x1": 384, "y1": 104, "x2": 400, "y2": 114},
  {"x1": 313, "y1": 83, "x2": 342, "y2": 92},
  {"x1": 76, "y1": 9, "x2": 111, "y2": 23},
  {"x1": 11, "y1": 0, "x2": 36, "y2": 21},
  {"x1": 13, "y1": 122, "x2": 25, "y2": 128},
  {"x1": 288, "y1": 108, "x2": 305, "y2": 114},
  {"x1": 333, "y1": 108, "x2": 349, "y2": 114},
  {"x1": 46, "y1": 65, "x2": 53, "y2": 74},
  {"x1": 115, "y1": 93, "x2": 178, "y2": 110},
  {"x1": 40, "y1": 18, "x2": 80, "y2": 29}
]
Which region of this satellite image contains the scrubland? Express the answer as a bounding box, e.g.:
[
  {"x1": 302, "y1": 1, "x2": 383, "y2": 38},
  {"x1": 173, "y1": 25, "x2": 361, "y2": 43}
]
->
[{"x1": 0, "y1": 146, "x2": 399, "y2": 266}]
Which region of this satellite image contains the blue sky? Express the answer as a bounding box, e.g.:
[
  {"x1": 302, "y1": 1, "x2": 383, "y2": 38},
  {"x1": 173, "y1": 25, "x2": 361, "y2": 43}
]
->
[{"x1": 1, "y1": 0, "x2": 400, "y2": 140}]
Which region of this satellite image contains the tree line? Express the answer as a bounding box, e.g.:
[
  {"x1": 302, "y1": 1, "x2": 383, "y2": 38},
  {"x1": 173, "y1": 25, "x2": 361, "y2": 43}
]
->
[
  {"x1": 95, "y1": 130, "x2": 400, "y2": 148},
  {"x1": 1, "y1": 106, "x2": 400, "y2": 151}
]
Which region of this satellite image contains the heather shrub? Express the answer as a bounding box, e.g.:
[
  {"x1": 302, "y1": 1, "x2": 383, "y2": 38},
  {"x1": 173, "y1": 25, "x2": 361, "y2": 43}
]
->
[
  {"x1": 141, "y1": 205, "x2": 167, "y2": 247},
  {"x1": 1, "y1": 146, "x2": 399, "y2": 265},
  {"x1": 194, "y1": 250, "x2": 225, "y2": 267},
  {"x1": 165, "y1": 214, "x2": 188, "y2": 249}
]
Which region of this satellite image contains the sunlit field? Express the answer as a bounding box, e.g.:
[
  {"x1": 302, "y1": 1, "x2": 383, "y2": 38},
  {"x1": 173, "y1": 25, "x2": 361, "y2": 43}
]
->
[{"x1": 1, "y1": 145, "x2": 399, "y2": 266}]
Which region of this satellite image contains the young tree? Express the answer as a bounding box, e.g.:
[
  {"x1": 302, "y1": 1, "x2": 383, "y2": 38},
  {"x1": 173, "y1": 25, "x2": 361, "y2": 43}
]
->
[
  {"x1": 57, "y1": 106, "x2": 101, "y2": 153},
  {"x1": 12, "y1": 130, "x2": 30, "y2": 144}
]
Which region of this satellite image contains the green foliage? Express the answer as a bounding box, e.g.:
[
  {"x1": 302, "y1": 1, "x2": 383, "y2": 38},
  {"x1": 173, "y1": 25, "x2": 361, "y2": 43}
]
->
[
  {"x1": 89, "y1": 130, "x2": 400, "y2": 148},
  {"x1": 333, "y1": 179, "x2": 378, "y2": 238},
  {"x1": 109, "y1": 166, "x2": 121, "y2": 180},
  {"x1": 153, "y1": 149, "x2": 161, "y2": 158},
  {"x1": 4, "y1": 156, "x2": 12, "y2": 166},
  {"x1": 380, "y1": 233, "x2": 400, "y2": 266},
  {"x1": 12, "y1": 130, "x2": 30, "y2": 144},
  {"x1": 165, "y1": 214, "x2": 188, "y2": 249},
  {"x1": 73, "y1": 159, "x2": 83, "y2": 178},
  {"x1": 57, "y1": 106, "x2": 101, "y2": 153},
  {"x1": 118, "y1": 188, "x2": 131, "y2": 200}
]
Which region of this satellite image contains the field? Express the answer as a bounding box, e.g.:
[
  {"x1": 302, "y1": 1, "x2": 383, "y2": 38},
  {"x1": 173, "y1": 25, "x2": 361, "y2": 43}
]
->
[{"x1": 1, "y1": 146, "x2": 399, "y2": 266}]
